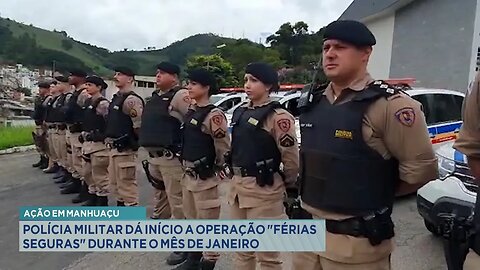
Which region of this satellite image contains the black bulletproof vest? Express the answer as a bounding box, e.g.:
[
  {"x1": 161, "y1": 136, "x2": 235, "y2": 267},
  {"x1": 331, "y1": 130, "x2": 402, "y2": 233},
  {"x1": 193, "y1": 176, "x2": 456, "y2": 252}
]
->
[
  {"x1": 181, "y1": 104, "x2": 216, "y2": 163},
  {"x1": 65, "y1": 90, "x2": 85, "y2": 124},
  {"x1": 82, "y1": 97, "x2": 107, "y2": 134},
  {"x1": 231, "y1": 101, "x2": 283, "y2": 170},
  {"x1": 44, "y1": 95, "x2": 59, "y2": 123},
  {"x1": 299, "y1": 81, "x2": 400, "y2": 216},
  {"x1": 32, "y1": 95, "x2": 48, "y2": 124},
  {"x1": 139, "y1": 88, "x2": 183, "y2": 149},
  {"x1": 50, "y1": 92, "x2": 71, "y2": 123},
  {"x1": 105, "y1": 91, "x2": 143, "y2": 139}
]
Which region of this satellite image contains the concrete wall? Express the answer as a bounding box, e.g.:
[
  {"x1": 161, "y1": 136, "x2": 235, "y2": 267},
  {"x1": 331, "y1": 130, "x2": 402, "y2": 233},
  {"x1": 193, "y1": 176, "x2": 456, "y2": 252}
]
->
[
  {"x1": 104, "y1": 81, "x2": 156, "y2": 101},
  {"x1": 389, "y1": 0, "x2": 477, "y2": 92},
  {"x1": 365, "y1": 14, "x2": 396, "y2": 79}
]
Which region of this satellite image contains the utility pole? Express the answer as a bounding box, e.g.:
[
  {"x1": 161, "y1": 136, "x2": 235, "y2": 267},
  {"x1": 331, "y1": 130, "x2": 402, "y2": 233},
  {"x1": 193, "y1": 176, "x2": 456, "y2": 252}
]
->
[{"x1": 52, "y1": 60, "x2": 56, "y2": 77}]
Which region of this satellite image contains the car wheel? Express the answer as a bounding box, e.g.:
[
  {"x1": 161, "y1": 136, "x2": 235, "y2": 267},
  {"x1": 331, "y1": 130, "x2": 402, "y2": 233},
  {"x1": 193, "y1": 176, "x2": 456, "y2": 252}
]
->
[{"x1": 424, "y1": 219, "x2": 441, "y2": 236}]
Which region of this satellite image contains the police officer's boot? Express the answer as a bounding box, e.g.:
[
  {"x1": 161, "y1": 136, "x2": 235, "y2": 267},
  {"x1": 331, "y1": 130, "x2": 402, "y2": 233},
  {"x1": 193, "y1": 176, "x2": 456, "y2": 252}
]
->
[
  {"x1": 117, "y1": 201, "x2": 125, "y2": 207},
  {"x1": 43, "y1": 162, "x2": 59, "y2": 174},
  {"x1": 32, "y1": 155, "x2": 43, "y2": 167},
  {"x1": 166, "y1": 252, "x2": 188, "y2": 266},
  {"x1": 199, "y1": 258, "x2": 216, "y2": 270},
  {"x1": 39, "y1": 156, "x2": 49, "y2": 170},
  {"x1": 52, "y1": 167, "x2": 66, "y2": 179},
  {"x1": 55, "y1": 170, "x2": 72, "y2": 184},
  {"x1": 97, "y1": 196, "x2": 109, "y2": 206},
  {"x1": 82, "y1": 193, "x2": 98, "y2": 206},
  {"x1": 60, "y1": 178, "x2": 81, "y2": 194},
  {"x1": 171, "y1": 252, "x2": 201, "y2": 269},
  {"x1": 72, "y1": 182, "x2": 89, "y2": 203}
]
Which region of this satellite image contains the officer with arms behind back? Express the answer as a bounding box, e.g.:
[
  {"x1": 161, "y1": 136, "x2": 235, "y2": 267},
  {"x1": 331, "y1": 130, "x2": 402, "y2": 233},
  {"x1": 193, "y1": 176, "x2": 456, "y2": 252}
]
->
[
  {"x1": 105, "y1": 67, "x2": 144, "y2": 207},
  {"x1": 43, "y1": 81, "x2": 61, "y2": 174},
  {"x1": 452, "y1": 71, "x2": 480, "y2": 270},
  {"x1": 228, "y1": 62, "x2": 299, "y2": 270},
  {"x1": 139, "y1": 62, "x2": 192, "y2": 266},
  {"x1": 31, "y1": 81, "x2": 53, "y2": 169},
  {"x1": 292, "y1": 20, "x2": 438, "y2": 269}
]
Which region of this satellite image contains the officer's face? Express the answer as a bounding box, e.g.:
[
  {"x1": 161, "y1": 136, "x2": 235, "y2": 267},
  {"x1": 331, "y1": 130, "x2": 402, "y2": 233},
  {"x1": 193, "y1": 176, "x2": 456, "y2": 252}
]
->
[
  {"x1": 39, "y1": 87, "x2": 50, "y2": 95},
  {"x1": 50, "y1": 84, "x2": 58, "y2": 95},
  {"x1": 187, "y1": 80, "x2": 209, "y2": 100},
  {"x1": 114, "y1": 72, "x2": 132, "y2": 88},
  {"x1": 244, "y1": 74, "x2": 270, "y2": 101},
  {"x1": 322, "y1": 39, "x2": 371, "y2": 80},
  {"x1": 55, "y1": 82, "x2": 68, "y2": 93},
  {"x1": 84, "y1": 82, "x2": 101, "y2": 96},
  {"x1": 156, "y1": 70, "x2": 176, "y2": 89},
  {"x1": 68, "y1": 75, "x2": 80, "y2": 85}
]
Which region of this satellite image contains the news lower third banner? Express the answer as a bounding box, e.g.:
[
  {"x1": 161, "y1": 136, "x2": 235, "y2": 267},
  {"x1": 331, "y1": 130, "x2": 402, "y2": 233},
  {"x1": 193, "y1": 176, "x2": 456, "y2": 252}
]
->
[{"x1": 19, "y1": 207, "x2": 326, "y2": 252}]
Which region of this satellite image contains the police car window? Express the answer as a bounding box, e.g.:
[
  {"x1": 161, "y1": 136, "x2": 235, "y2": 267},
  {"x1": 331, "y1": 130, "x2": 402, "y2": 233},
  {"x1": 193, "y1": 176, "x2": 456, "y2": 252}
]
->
[
  {"x1": 430, "y1": 94, "x2": 462, "y2": 123},
  {"x1": 283, "y1": 98, "x2": 300, "y2": 117},
  {"x1": 218, "y1": 97, "x2": 241, "y2": 111},
  {"x1": 412, "y1": 94, "x2": 434, "y2": 125}
]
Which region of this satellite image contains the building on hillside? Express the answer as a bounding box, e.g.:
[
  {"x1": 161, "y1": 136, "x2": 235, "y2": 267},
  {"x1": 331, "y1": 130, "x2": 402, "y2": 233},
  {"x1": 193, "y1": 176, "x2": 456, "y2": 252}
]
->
[
  {"x1": 104, "y1": 75, "x2": 157, "y2": 101},
  {"x1": 339, "y1": 0, "x2": 480, "y2": 92}
]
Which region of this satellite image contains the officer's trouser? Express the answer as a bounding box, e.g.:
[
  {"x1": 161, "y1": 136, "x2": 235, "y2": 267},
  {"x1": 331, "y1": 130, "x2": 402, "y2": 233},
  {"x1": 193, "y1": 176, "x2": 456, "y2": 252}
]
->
[
  {"x1": 230, "y1": 198, "x2": 286, "y2": 270},
  {"x1": 91, "y1": 149, "x2": 110, "y2": 197},
  {"x1": 464, "y1": 249, "x2": 480, "y2": 270},
  {"x1": 68, "y1": 131, "x2": 83, "y2": 179},
  {"x1": 149, "y1": 157, "x2": 184, "y2": 219},
  {"x1": 81, "y1": 152, "x2": 95, "y2": 194},
  {"x1": 183, "y1": 173, "x2": 221, "y2": 261},
  {"x1": 47, "y1": 128, "x2": 58, "y2": 162},
  {"x1": 54, "y1": 129, "x2": 67, "y2": 168},
  {"x1": 34, "y1": 126, "x2": 47, "y2": 155},
  {"x1": 108, "y1": 148, "x2": 138, "y2": 206},
  {"x1": 292, "y1": 253, "x2": 390, "y2": 270}
]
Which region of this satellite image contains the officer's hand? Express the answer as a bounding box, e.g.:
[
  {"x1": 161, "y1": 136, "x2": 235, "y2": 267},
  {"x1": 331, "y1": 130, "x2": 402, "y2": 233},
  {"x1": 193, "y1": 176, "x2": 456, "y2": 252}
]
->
[
  {"x1": 78, "y1": 134, "x2": 84, "y2": 144},
  {"x1": 218, "y1": 170, "x2": 228, "y2": 180}
]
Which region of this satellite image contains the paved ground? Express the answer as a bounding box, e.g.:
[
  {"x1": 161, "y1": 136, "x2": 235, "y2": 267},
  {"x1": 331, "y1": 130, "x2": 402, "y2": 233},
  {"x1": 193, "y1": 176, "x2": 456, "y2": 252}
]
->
[{"x1": 0, "y1": 151, "x2": 447, "y2": 270}]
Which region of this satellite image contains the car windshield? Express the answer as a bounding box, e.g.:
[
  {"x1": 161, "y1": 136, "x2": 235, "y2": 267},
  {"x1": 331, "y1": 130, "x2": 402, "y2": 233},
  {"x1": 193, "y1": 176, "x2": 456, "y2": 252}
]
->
[{"x1": 209, "y1": 95, "x2": 224, "y2": 105}]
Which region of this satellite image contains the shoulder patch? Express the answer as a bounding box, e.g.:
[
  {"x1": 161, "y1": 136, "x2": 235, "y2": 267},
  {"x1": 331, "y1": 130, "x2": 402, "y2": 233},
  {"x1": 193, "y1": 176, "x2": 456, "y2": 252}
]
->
[
  {"x1": 213, "y1": 128, "x2": 226, "y2": 138},
  {"x1": 279, "y1": 134, "x2": 295, "y2": 147},
  {"x1": 182, "y1": 95, "x2": 192, "y2": 104},
  {"x1": 211, "y1": 114, "x2": 224, "y2": 126},
  {"x1": 395, "y1": 107, "x2": 416, "y2": 127},
  {"x1": 129, "y1": 109, "x2": 138, "y2": 118},
  {"x1": 277, "y1": 118, "x2": 292, "y2": 132}
]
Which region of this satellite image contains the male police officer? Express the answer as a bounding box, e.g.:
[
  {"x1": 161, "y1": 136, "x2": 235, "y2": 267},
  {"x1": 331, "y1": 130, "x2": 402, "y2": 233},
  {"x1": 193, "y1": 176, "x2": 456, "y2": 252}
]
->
[
  {"x1": 139, "y1": 61, "x2": 192, "y2": 266},
  {"x1": 453, "y1": 71, "x2": 480, "y2": 270},
  {"x1": 293, "y1": 20, "x2": 438, "y2": 269},
  {"x1": 173, "y1": 68, "x2": 230, "y2": 270},
  {"x1": 105, "y1": 67, "x2": 144, "y2": 207},
  {"x1": 43, "y1": 81, "x2": 61, "y2": 174},
  {"x1": 80, "y1": 75, "x2": 110, "y2": 206},
  {"x1": 32, "y1": 81, "x2": 52, "y2": 169}
]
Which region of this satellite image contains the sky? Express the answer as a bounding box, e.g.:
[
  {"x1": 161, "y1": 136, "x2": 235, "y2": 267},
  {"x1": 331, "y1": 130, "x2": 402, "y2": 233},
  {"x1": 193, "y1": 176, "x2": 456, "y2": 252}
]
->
[{"x1": 0, "y1": 0, "x2": 353, "y2": 52}]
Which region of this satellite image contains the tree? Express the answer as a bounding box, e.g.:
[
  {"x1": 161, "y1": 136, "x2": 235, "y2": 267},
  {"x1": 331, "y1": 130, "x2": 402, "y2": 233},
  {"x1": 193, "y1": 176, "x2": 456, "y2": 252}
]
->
[
  {"x1": 186, "y1": 54, "x2": 239, "y2": 87},
  {"x1": 61, "y1": 39, "x2": 73, "y2": 51}
]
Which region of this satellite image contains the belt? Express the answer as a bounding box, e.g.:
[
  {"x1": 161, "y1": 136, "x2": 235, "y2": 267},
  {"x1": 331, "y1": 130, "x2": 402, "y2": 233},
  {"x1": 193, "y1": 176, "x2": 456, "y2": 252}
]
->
[
  {"x1": 149, "y1": 149, "x2": 174, "y2": 159},
  {"x1": 57, "y1": 124, "x2": 67, "y2": 130},
  {"x1": 47, "y1": 124, "x2": 56, "y2": 129},
  {"x1": 82, "y1": 154, "x2": 91, "y2": 163},
  {"x1": 326, "y1": 218, "x2": 364, "y2": 237},
  {"x1": 68, "y1": 123, "x2": 82, "y2": 133},
  {"x1": 232, "y1": 167, "x2": 258, "y2": 177}
]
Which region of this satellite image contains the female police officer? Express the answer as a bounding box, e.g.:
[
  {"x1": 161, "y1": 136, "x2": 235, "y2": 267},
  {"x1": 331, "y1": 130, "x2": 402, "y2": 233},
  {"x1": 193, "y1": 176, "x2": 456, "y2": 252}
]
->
[{"x1": 227, "y1": 62, "x2": 299, "y2": 270}]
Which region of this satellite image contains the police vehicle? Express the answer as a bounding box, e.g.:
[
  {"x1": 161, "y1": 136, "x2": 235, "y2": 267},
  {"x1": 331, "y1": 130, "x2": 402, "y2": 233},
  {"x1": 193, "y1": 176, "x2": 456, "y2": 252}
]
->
[
  {"x1": 417, "y1": 141, "x2": 477, "y2": 236},
  {"x1": 209, "y1": 92, "x2": 248, "y2": 112}
]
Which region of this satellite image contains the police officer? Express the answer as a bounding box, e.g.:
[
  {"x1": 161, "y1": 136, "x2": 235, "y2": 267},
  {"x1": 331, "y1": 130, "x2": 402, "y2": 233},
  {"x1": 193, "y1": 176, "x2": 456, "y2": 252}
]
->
[
  {"x1": 79, "y1": 76, "x2": 110, "y2": 206},
  {"x1": 43, "y1": 81, "x2": 61, "y2": 174},
  {"x1": 173, "y1": 68, "x2": 230, "y2": 270},
  {"x1": 227, "y1": 62, "x2": 299, "y2": 270},
  {"x1": 31, "y1": 81, "x2": 52, "y2": 169},
  {"x1": 292, "y1": 20, "x2": 438, "y2": 269},
  {"x1": 105, "y1": 67, "x2": 144, "y2": 207},
  {"x1": 453, "y1": 71, "x2": 480, "y2": 270},
  {"x1": 138, "y1": 61, "x2": 191, "y2": 266},
  {"x1": 65, "y1": 69, "x2": 90, "y2": 201}
]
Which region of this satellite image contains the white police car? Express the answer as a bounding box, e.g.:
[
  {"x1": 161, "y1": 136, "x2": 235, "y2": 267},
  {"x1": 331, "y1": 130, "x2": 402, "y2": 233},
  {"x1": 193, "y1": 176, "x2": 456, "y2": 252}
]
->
[
  {"x1": 417, "y1": 141, "x2": 477, "y2": 235},
  {"x1": 210, "y1": 92, "x2": 248, "y2": 112}
]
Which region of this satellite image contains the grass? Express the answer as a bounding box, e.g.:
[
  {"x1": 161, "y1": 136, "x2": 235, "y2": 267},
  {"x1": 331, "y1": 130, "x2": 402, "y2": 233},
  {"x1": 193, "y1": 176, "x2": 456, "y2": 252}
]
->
[{"x1": 0, "y1": 126, "x2": 35, "y2": 150}]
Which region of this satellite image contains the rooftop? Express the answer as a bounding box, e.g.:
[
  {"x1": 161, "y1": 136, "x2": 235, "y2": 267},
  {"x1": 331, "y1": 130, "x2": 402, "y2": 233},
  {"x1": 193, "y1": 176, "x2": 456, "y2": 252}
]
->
[{"x1": 339, "y1": 0, "x2": 415, "y2": 22}]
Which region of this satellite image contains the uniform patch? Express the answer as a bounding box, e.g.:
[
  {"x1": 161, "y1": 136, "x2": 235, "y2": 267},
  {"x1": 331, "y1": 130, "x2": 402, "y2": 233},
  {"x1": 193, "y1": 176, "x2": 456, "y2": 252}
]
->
[
  {"x1": 248, "y1": 117, "x2": 259, "y2": 126},
  {"x1": 190, "y1": 118, "x2": 198, "y2": 125},
  {"x1": 279, "y1": 134, "x2": 295, "y2": 147},
  {"x1": 213, "y1": 128, "x2": 226, "y2": 138},
  {"x1": 183, "y1": 95, "x2": 192, "y2": 103},
  {"x1": 335, "y1": 130, "x2": 353, "y2": 140},
  {"x1": 129, "y1": 109, "x2": 138, "y2": 118},
  {"x1": 211, "y1": 115, "x2": 223, "y2": 126},
  {"x1": 277, "y1": 119, "x2": 291, "y2": 132},
  {"x1": 395, "y1": 107, "x2": 415, "y2": 127}
]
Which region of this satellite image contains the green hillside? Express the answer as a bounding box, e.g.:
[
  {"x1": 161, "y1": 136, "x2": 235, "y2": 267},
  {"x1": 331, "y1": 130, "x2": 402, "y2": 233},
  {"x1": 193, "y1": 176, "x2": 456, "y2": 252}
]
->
[{"x1": 0, "y1": 17, "x2": 234, "y2": 76}]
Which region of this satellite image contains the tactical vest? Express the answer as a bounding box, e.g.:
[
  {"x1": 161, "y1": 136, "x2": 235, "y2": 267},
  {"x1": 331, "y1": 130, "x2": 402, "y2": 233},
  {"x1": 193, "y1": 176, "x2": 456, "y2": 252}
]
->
[
  {"x1": 231, "y1": 101, "x2": 283, "y2": 171},
  {"x1": 50, "y1": 92, "x2": 71, "y2": 123},
  {"x1": 139, "y1": 87, "x2": 183, "y2": 150},
  {"x1": 32, "y1": 95, "x2": 49, "y2": 125},
  {"x1": 44, "y1": 95, "x2": 59, "y2": 123},
  {"x1": 105, "y1": 91, "x2": 143, "y2": 139},
  {"x1": 181, "y1": 104, "x2": 216, "y2": 164},
  {"x1": 65, "y1": 89, "x2": 85, "y2": 125},
  {"x1": 82, "y1": 97, "x2": 107, "y2": 135},
  {"x1": 299, "y1": 81, "x2": 400, "y2": 216}
]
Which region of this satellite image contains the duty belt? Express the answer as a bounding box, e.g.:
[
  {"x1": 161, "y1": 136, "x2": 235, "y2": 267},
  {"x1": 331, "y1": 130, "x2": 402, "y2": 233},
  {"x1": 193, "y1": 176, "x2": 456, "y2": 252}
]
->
[
  {"x1": 57, "y1": 124, "x2": 67, "y2": 130},
  {"x1": 68, "y1": 123, "x2": 82, "y2": 133},
  {"x1": 148, "y1": 149, "x2": 175, "y2": 159},
  {"x1": 232, "y1": 167, "x2": 261, "y2": 177},
  {"x1": 47, "y1": 124, "x2": 57, "y2": 129}
]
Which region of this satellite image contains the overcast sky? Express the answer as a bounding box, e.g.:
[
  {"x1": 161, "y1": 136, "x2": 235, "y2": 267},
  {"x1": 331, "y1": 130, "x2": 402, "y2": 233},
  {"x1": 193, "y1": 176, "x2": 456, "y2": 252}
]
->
[{"x1": 0, "y1": 0, "x2": 352, "y2": 51}]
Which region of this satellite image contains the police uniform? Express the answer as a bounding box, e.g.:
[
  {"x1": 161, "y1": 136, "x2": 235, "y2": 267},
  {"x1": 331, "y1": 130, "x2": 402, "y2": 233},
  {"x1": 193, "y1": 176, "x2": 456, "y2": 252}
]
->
[
  {"x1": 105, "y1": 67, "x2": 144, "y2": 207},
  {"x1": 453, "y1": 71, "x2": 480, "y2": 270},
  {"x1": 80, "y1": 76, "x2": 110, "y2": 206},
  {"x1": 139, "y1": 62, "x2": 192, "y2": 220},
  {"x1": 228, "y1": 63, "x2": 299, "y2": 270},
  {"x1": 32, "y1": 82, "x2": 52, "y2": 169},
  {"x1": 43, "y1": 89, "x2": 61, "y2": 173},
  {"x1": 292, "y1": 20, "x2": 438, "y2": 270}
]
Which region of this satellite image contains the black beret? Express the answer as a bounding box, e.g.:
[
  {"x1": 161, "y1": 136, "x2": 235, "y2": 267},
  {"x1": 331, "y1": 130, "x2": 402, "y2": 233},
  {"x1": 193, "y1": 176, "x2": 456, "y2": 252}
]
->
[
  {"x1": 86, "y1": 75, "x2": 108, "y2": 90},
  {"x1": 69, "y1": 68, "x2": 87, "y2": 77},
  {"x1": 323, "y1": 20, "x2": 376, "y2": 46},
  {"x1": 37, "y1": 81, "x2": 53, "y2": 88},
  {"x1": 55, "y1": 75, "x2": 69, "y2": 83},
  {"x1": 114, "y1": 66, "x2": 135, "y2": 77},
  {"x1": 156, "y1": 61, "x2": 180, "y2": 75},
  {"x1": 245, "y1": 62, "x2": 279, "y2": 91},
  {"x1": 187, "y1": 68, "x2": 217, "y2": 92}
]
